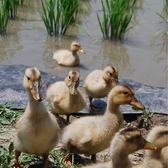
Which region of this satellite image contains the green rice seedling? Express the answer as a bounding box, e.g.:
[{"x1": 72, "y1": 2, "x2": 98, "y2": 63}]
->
[
  {"x1": 97, "y1": 0, "x2": 137, "y2": 40},
  {"x1": 3, "y1": 0, "x2": 20, "y2": 19},
  {"x1": 38, "y1": 0, "x2": 61, "y2": 35},
  {"x1": 0, "y1": 1, "x2": 9, "y2": 35},
  {"x1": 151, "y1": 0, "x2": 168, "y2": 44},
  {"x1": 38, "y1": 0, "x2": 80, "y2": 35},
  {"x1": 60, "y1": 0, "x2": 79, "y2": 34}
]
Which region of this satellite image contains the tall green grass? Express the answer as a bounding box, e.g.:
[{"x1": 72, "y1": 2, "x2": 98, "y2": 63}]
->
[
  {"x1": 97, "y1": 0, "x2": 137, "y2": 40},
  {"x1": 38, "y1": 0, "x2": 80, "y2": 35}
]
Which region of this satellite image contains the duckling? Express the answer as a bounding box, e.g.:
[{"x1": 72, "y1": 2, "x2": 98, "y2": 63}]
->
[
  {"x1": 46, "y1": 70, "x2": 87, "y2": 123},
  {"x1": 161, "y1": 146, "x2": 168, "y2": 168},
  {"x1": 53, "y1": 41, "x2": 85, "y2": 67},
  {"x1": 13, "y1": 67, "x2": 60, "y2": 168},
  {"x1": 83, "y1": 65, "x2": 118, "y2": 110},
  {"x1": 133, "y1": 125, "x2": 168, "y2": 168},
  {"x1": 83, "y1": 125, "x2": 157, "y2": 168},
  {"x1": 62, "y1": 84, "x2": 145, "y2": 165}
]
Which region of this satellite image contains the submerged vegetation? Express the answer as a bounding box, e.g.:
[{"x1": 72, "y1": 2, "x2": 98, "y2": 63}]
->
[
  {"x1": 97, "y1": 0, "x2": 137, "y2": 40},
  {"x1": 38, "y1": 0, "x2": 80, "y2": 35}
]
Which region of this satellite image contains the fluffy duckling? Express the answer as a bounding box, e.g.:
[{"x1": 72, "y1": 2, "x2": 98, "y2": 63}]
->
[
  {"x1": 13, "y1": 67, "x2": 60, "y2": 168},
  {"x1": 161, "y1": 146, "x2": 168, "y2": 168},
  {"x1": 133, "y1": 125, "x2": 168, "y2": 168},
  {"x1": 83, "y1": 65, "x2": 118, "y2": 110},
  {"x1": 83, "y1": 125, "x2": 157, "y2": 168},
  {"x1": 46, "y1": 70, "x2": 87, "y2": 123},
  {"x1": 53, "y1": 41, "x2": 85, "y2": 67},
  {"x1": 62, "y1": 84, "x2": 145, "y2": 165}
]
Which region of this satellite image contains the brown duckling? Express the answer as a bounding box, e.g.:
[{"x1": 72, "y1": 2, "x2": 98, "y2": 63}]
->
[{"x1": 82, "y1": 125, "x2": 157, "y2": 168}]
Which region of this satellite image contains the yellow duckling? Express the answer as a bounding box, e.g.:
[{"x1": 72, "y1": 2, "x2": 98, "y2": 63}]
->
[
  {"x1": 161, "y1": 146, "x2": 168, "y2": 168},
  {"x1": 82, "y1": 125, "x2": 157, "y2": 168},
  {"x1": 62, "y1": 84, "x2": 145, "y2": 165},
  {"x1": 133, "y1": 125, "x2": 168, "y2": 168},
  {"x1": 13, "y1": 67, "x2": 60, "y2": 168},
  {"x1": 46, "y1": 70, "x2": 87, "y2": 123},
  {"x1": 83, "y1": 65, "x2": 118, "y2": 110},
  {"x1": 53, "y1": 41, "x2": 85, "y2": 67}
]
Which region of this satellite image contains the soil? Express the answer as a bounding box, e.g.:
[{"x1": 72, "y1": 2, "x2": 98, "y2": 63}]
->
[{"x1": 0, "y1": 113, "x2": 167, "y2": 167}]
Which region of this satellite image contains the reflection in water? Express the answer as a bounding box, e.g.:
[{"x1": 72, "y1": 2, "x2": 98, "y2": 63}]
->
[
  {"x1": 0, "y1": 34, "x2": 23, "y2": 63},
  {"x1": 99, "y1": 40, "x2": 135, "y2": 78}
]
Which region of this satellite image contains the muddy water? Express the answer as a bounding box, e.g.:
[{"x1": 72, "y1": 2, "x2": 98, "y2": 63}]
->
[{"x1": 0, "y1": 0, "x2": 167, "y2": 88}]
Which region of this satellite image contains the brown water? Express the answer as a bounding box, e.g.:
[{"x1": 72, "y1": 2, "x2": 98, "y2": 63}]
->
[{"x1": 0, "y1": 0, "x2": 167, "y2": 88}]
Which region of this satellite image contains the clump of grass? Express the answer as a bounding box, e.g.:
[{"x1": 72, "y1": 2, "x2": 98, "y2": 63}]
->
[
  {"x1": 38, "y1": 0, "x2": 80, "y2": 35},
  {"x1": 97, "y1": 0, "x2": 137, "y2": 40}
]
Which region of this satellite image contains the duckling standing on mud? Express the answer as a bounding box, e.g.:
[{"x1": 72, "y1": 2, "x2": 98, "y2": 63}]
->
[
  {"x1": 83, "y1": 65, "x2": 118, "y2": 110},
  {"x1": 46, "y1": 70, "x2": 87, "y2": 124},
  {"x1": 13, "y1": 67, "x2": 60, "y2": 168},
  {"x1": 62, "y1": 84, "x2": 145, "y2": 165}
]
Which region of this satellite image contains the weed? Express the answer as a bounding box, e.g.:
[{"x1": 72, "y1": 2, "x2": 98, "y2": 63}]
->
[
  {"x1": 0, "y1": 100, "x2": 23, "y2": 127},
  {"x1": 0, "y1": 142, "x2": 14, "y2": 168},
  {"x1": 133, "y1": 106, "x2": 154, "y2": 129},
  {"x1": 97, "y1": 0, "x2": 137, "y2": 40}
]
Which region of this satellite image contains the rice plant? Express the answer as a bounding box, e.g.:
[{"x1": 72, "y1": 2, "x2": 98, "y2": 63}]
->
[
  {"x1": 0, "y1": 1, "x2": 9, "y2": 35},
  {"x1": 38, "y1": 0, "x2": 80, "y2": 35},
  {"x1": 151, "y1": 0, "x2": 168, "y2": 44},
  {"x1": 97, "y1": 0, "x2": 137, "y2": 40},
  {"x1": 2, "y1": 0, "x2": 21, "y2": 19}
]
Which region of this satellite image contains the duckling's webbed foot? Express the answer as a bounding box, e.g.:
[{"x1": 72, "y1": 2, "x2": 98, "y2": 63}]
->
[
  {"x1": 91, "y1": 154, "x2": 97, "y2": 163},
  {"x1": 55, "y1": 114, "x2": 69, "y2": 125},
  {"x1": 64, "y1": 142, "x2": 72, "y2": 166},
  {"x1": 13, "y1": 150, "x2": 23, "y2": 168}
]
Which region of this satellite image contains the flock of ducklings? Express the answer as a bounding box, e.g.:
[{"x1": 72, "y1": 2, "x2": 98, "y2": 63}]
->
[{"x1": 13, "y1": 41, "x2": 168, "y2": 168}]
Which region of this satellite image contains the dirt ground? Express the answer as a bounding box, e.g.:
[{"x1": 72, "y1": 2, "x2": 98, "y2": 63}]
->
[{"x1": 0, "y1": 113, "x2": 167, "y2": 167}]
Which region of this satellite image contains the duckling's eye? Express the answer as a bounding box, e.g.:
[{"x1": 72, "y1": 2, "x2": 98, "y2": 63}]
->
[
  {"x1": 27, "y1": 76, "x2": 30, "y2": 81},
  {"x1": 108, "y1": 71, "x2": 113, "y2": 76},
  {"x1": 69, "y1": 76, "x2": 71, "y2": 79},
  {"x1": 123, "y1": 91, "x2": 128, "y2": 95}
]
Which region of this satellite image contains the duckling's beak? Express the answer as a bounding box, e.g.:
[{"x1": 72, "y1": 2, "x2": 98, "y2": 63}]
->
[
  {"x1": 130, "y1": 97, "x2": 145, "y2": 110},
  {"x1": 112, "y1": 78, "x2": 119, "y2": 86},
  {"x1": 30, "y1": 82, "x2": 44, "y2": 101},
  {"x1": 141, "y1": 139, "x2": 157, "y2": 150},
  {"x1": 78, "y1": 48, "x2": 85, "y2": 54},
  {"x1": 69, "y1": 82, "x2": 78, "y2": 95}
]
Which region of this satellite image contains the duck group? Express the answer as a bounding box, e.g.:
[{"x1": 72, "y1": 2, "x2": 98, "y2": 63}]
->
[{"x1": 11, "y1": 41, "x2": 167, "y2": 168}]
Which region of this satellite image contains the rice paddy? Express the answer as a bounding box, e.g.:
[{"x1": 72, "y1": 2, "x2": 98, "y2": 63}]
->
[{"x1": 97, "y1": 0, "x2": 138, "y2": 40}]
